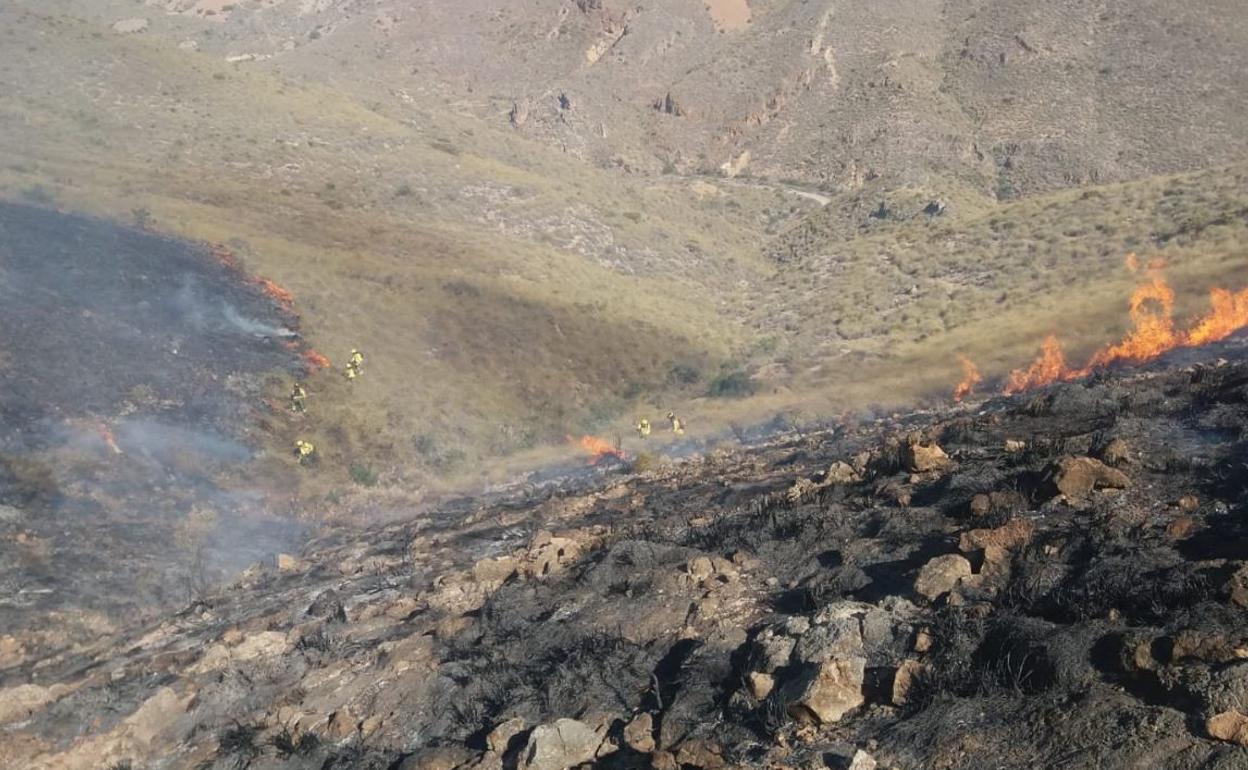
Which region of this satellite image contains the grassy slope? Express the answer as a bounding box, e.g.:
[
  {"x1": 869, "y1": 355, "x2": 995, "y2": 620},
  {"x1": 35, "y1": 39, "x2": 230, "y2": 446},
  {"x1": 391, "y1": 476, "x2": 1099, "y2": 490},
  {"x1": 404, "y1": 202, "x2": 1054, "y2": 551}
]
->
[
  {"x1": 2, "y1": 6, "x2": 1246, "y2": 501},
  {"x1": 0, "y1": 8, "x2": 801, "y2": 497},
  {"x1": 747, "y1": 164, "x2": 1248, "y2": 410}
]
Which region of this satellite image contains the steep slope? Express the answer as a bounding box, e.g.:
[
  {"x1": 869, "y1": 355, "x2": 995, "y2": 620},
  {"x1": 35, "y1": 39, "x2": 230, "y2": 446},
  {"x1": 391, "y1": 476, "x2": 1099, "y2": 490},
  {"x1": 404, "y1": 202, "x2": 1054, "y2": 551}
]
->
[
  {"x1": 51, "y1": 0, "x2": 1248, "y2": 194},
  {"x1": 4, "y1": 348, "x2": 1248, "y2": 769},
  {"x1": 0, "y1": 5, "x2": 803, "y2": 494}
]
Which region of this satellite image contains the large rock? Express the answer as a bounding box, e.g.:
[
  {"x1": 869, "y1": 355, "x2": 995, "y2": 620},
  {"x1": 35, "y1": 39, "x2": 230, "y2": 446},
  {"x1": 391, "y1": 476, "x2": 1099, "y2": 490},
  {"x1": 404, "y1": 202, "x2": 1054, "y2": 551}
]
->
[
  {"x1": 486, "y1": 716, "x2": 527, "y2": 753},
  {"x1": 746, "y1": 671, "x2": 775, "y2": 700},
  {"x1": 782, "y1": 657, "x2": 866, "y2": 725},
  {"x1": 959, "y1": 517, "x2": 1035, "y2": 553},
  {"x1": 754, "y1": 631, "x2": 796, "y2": 672},
  {"x1": 519, "y1": 718, "x2": 605, "y2": 770},
  {"x1": 891, "y1": 659, "x2": 927, "y2": 706},
  {"x1": 849, "y1": 750, "x2": 878, "y2": 770},
  {"x1": 901, "y1": 438, "x2": 950, "y2": 473},
  {"x1": 826, "y1": 461, "x2": 861, "y2": 484},
  {"x1": 1047, "y1": 456, "x2": 1129, "y2": 499},
  {"x1": 1207, "y1": 711, "x2": 1248, "y2": 745},
  {"x1": 622, "y1": 713, "x2": 654, "y2": 753},
  {"x1": 793, "y1": 607, "x2": 865, "y2": 665},
  {"x1": 914, "y1": 555, "x2": 972, "y2": 601}
]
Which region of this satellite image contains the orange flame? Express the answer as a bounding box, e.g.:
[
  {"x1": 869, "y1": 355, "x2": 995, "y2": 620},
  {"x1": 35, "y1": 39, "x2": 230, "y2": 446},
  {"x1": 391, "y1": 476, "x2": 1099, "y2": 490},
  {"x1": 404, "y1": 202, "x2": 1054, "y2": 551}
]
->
[
  {"x1": 1184, "y1": 286, "x2": 1248, "y2": 347},
  {"x1": 567, "y1": 434, "x2": 624, "y2": 465},
  {"x1": 1003, "y1": 335, "x2": 1076, "y2": 395},
  {"x1": 982, "y1": 256, "x2": 1248, "y2": 398},
  {"x1": 253, "y1": 277, "x2": 295, "y2": 311},
  {"x1": 211, "y1": 244, "x2": 242, "y2": 273},
  {"x1": 952, "y1": 354, "x2": 982, "y2": 402},
  {"x1": 302, "y1": 349, "x2": 331, "y2": 369},
  {"x1": 1085, "y1": 268, "x2": 1178, "y2": 369}
]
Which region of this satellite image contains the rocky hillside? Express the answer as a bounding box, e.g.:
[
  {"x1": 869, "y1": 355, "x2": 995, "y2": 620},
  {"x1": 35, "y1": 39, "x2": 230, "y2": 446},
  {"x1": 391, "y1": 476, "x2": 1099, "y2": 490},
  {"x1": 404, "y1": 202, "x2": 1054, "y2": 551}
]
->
[
  {"x1": 47, "y1": 0, "x2": 1248, "y2": 195},
  {"x1": 5, "y1": 344, "x2": 1248, "y2": 770}
]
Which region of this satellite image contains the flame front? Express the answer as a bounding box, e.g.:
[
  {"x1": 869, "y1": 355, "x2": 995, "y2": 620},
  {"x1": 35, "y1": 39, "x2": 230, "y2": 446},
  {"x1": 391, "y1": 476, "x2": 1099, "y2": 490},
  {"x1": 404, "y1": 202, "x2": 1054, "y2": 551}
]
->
[
  {"x1": 1003, "y1": 335, "x2": 1075, "y2": 395},
  {"x1": 961, "y1": 255, "x2": 1248, "y2": 399},
  {"x1": 952, "y1": 354, "x2": 982, "y2": 402},
  {"x1": 1085, "y1": 268, "x2": 1178, "y2": 369},
  {"x1": 253, "y1": 277, "x2": 295, "y2": 311},
  {"x1": 568, "y1": 434, "x2": 624, "y2": 465},
  {"x1": 1184, "y1": 287, "x2": 1248, "y2": 347},
  {"x1": 302, "y1": 349, "x2": 331, "y2": 369}
]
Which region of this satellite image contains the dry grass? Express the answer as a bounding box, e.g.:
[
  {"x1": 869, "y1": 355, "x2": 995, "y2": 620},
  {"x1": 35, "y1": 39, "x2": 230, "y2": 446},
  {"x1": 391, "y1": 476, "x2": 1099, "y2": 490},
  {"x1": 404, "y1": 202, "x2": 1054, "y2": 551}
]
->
[{"x1": 2, "y1": 6, "x2": 1245, "y2": 497}]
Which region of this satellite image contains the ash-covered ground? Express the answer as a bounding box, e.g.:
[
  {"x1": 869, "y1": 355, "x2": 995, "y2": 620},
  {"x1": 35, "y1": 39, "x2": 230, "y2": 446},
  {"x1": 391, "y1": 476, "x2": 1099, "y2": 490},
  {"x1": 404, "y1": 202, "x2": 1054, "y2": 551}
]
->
[
  {"x1": 0, "y1": 201, "x2": 305, "y2": 656},
  {"x1": 4, "y1": 342, "x2": 1248, "y2": 770}
]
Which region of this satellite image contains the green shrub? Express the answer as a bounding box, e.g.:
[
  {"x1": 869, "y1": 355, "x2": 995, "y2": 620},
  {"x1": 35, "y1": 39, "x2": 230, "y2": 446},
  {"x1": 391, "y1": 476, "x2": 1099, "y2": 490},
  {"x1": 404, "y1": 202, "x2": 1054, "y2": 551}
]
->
[
  {"x1": 667, "y1": 363, "x2": 702, "y2": 386},
  {"x1": 707, "y1": 370, "x2": 755, "y2": 398},
  {"x1": 349, "y1": 461, "x2": 378, "y2": 487}
]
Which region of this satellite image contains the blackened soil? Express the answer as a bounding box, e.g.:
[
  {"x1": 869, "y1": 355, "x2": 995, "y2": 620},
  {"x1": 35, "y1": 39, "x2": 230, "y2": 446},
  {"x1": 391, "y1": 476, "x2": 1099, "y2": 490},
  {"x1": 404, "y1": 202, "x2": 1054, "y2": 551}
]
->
[
  {"x1": 0, "y1": 202, "x2": 303, "y2": 652},
  {"x1": 4, "y1": 271, "x2": 1248, "y2": 768}
]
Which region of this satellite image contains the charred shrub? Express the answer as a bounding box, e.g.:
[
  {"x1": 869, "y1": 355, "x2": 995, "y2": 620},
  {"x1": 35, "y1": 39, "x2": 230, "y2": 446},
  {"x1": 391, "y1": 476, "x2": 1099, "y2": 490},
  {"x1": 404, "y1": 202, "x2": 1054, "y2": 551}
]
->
[
  {"x1": 910, "y1": 611, "x2": 1059, "y2": 707},
  {"x1": 707, "y1": 369, "x2": 756, "y2": 398},
  {"x1": 0, "y1": 454, "x2": 60, "y2": 508},
  {"x1": 538, "y1": 632, "x2": 651, "y2": 715},
  {"x1": 271, "y1": 725, "x2": 320, "y2": 758},
  {"x1": 1053, "y1": 552, "x2": 1213, "y2": 624},
  {"x1": 217, "y1": 721, "x2": 260, "y2": 761}
]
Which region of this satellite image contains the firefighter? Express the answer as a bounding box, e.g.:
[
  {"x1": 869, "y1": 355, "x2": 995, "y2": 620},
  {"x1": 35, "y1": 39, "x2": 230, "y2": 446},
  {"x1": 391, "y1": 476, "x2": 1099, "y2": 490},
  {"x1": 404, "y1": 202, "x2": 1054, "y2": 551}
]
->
[
  {"x1": 667, "y1": 411, "x2": 685, "y2": 436},
  {"x1": 289, "y1": 382, "x2": 307, "y2": 413},
  {"x1": 344, "y1": 348, "x2": 364, "y2": 380},
  {"x1": 636, "y1": 417, "x2": 651, "y2": 439},
  {"x1": 294, "y1": 439, "x2": 316, "y2": 465}
]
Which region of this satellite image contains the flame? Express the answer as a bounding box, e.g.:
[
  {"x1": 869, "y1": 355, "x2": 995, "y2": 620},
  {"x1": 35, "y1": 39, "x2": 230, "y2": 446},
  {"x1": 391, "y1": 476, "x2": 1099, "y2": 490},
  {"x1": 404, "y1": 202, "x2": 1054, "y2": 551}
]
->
[
  {"x1": 952, "y1": 354, "x2": 982, "y2": 402},
  {"x1": 253, "y1": 276, "x2": 295, "y2": 311},
  {"x1": 211, "y1": 244, "x2": 242, "y2": 273},
  {"x1": 1184, "y1": 286, "x2": 1248, "y2": 347},
  {"x1": 302, "y1": 349, "x2": 331, "y2": 369},
  {"x1": 1003, "y1": 335, "x2": 1077, "y2": 395},
  {"x1": 209, "y1": 245, "x2": 296, "y2": 312},
  {"x1": 976, "y1": 256, "x2": 1248, "y2": 399},
  {"x1": 1085, "y1": 268, "x2": 1178, "y2": 369},
  {"x1": 567, "y1": 434, "x2": 624, "y2": 465}
]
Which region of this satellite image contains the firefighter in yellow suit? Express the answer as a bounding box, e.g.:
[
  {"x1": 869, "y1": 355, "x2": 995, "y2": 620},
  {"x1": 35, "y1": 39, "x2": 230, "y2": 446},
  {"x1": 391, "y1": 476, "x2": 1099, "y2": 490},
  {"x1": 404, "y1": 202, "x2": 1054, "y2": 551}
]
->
[
  {"x1": 294, "y1": 439, "x2": 316, "y2": 465},
  {"x1": 667, "y1": 411, "x2": 685, "y2": 436},
  {"x1": 636, "y1": 417, "x2": 651, "y2": 439},
  {"x1": 345, "y1": 348, "x2": 364, "y2": 380}
]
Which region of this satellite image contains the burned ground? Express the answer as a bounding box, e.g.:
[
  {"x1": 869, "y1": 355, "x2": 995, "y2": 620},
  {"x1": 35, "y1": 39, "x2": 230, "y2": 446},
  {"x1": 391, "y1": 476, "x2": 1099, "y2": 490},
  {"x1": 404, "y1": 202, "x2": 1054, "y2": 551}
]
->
[
  {"x1": 0, "y1": 201, "x2": 305, "y2": 655},
  {"x1": 4, "y1": 343, "x2": 1248, "y2": 769}
]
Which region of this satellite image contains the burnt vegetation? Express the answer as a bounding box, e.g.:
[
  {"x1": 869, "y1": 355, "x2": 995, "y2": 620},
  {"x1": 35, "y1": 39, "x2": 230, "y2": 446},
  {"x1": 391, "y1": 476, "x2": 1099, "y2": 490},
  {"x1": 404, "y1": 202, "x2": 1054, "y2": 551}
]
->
[{"x1": 7, "y1": 348, "x2": 1248, "y2": 769}]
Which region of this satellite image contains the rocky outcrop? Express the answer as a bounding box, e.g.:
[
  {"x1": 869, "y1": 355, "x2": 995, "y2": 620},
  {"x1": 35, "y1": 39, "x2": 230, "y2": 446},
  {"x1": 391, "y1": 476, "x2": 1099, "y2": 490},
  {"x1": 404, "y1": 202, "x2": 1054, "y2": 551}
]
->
[
  {"x1": 1046, "y1": 455, "x2": 1129, "y2": 499},
  {"x1": 914, "y1": 554, "x2": 972, "y2": 600},
  {"x1": 519, "y1": 719, "x2": 608, "y2": 770}
]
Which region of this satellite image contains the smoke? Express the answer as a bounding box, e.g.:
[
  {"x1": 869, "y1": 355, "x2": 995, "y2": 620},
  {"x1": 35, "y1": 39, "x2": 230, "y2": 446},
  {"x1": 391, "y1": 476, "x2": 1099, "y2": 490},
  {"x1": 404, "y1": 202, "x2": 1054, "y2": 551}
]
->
[
  {"x1": 222, "y1": 303, "x2": 297, "y2": 339},
  {"x1": 173, "y1": 277, "x2": 295, "y2": 339},
  {"x1": 114, "y1": 418, "x2": 253, "y2": 465}
]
